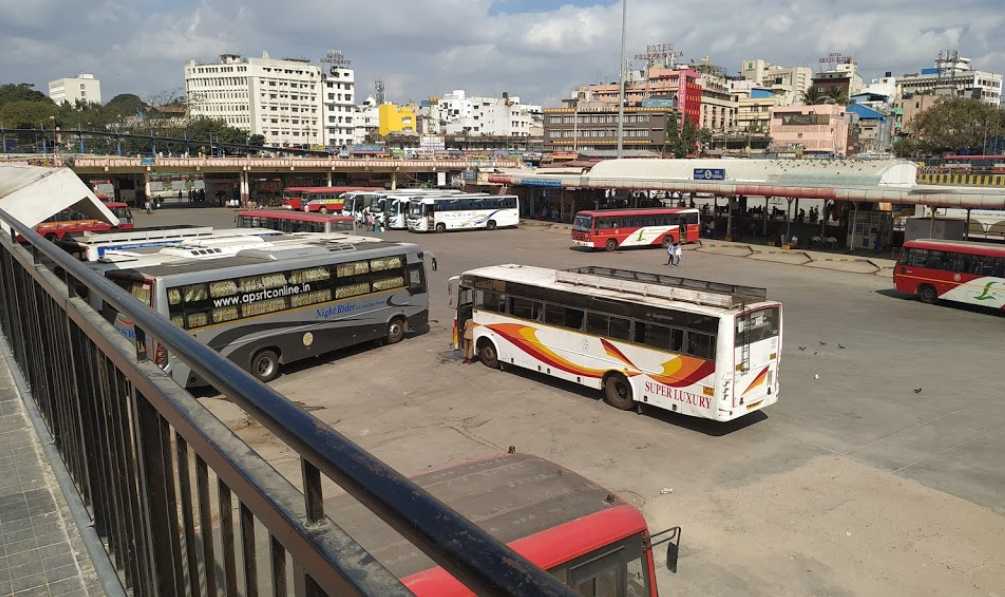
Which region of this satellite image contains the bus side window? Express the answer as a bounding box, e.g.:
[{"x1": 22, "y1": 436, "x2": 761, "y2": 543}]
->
[
  {"x1": 925, "y1": 250, "x2": 947, "y2": 270},
  {"x1": 907, "y1": 248, "x2": 927, "y2": 267},
  {"x1": 636, "y1": 322, "x2": 670, "y2": 349},
  {"x1": 586, "y1": 312, "x2": 609, "y2": 336},
  {"x1": 609, "y1": 317, "x2": 631, "y2": 340},
  {"x1": 686, "y1": 332, "x2": 716, "y2": 359},
  {"x1": 952, "y1": 253, "x2": 972, "y2": 273},
  {"x1": 408, "y1": 263, "x2": 426, "y2": 293},
  {"x1": 509, "y1": 297, "x2": 540, "y2": 321}
]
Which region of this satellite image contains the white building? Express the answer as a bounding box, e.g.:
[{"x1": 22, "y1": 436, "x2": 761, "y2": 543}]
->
[
  {"x1": 185, "y1": 52, "x2": 325, "y2": 148},
  {"x1": 48, "y1": 74, "x2": 101, "y2": 106},
  {"x1": 740, "y1": 60, "x2": 812, "y2": 100},
  {"x1": 320, "y1": 58, "x2": 355, "y2": 149},
  {"x1": 898, "y1": 54, "x2": 1002, "y2": 106},
  {"x1": 352, "y1": 96, "x2": 379, "y2": 144},
  {"x1": 431, "y1": 90, "x2": 541, "y2": 137}
]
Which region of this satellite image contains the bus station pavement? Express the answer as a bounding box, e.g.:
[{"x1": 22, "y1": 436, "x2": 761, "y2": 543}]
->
[
  {"x1": 141, "y1": 208, "x2": 1005, "y2": 597},
  {"x1": 0, "y1": 355, "x2": 102, "y2": 596}
]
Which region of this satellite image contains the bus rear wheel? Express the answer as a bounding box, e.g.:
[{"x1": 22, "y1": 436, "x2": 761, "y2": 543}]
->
[
  {"x1": 605, "y1": 239, "x2": 618, "y2": 252},
  {"x1": 386, "y1": 317, "x2": 406, "y2": 344},
  {"x1": 435, "y1": 223, "x2": 447, "y2": 233},
  {"x1": 603, "y1": 373, "x2": 634, "y2": 410},
  {"x1": 917, "y1": 284, "x2": 938, "y2": 304},
  {"x1": 250, "y1": 349, "x2": 280, "y2": 382},
  {"x1": 486, "y1": 220, "x2": 497, "y2": 230},
  {"x1": 477, "y1": 339, "x2": 499, "y2": 369}
]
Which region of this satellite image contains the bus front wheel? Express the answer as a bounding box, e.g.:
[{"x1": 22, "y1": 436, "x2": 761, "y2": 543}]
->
[
  {"x1": 917, "y1": 284, "x2": 938, "y2": 304},
  {"x1": 386, "y1": 317, "x2": 406, "y2": 344},
  {"x1": 435, "y1": 223, "x2": 447, "y2": 233},
  {"x1": 486, "y1": 220, "x2": 497, "y2": 230},
  {"x1": 605, "y1": 239, "x2": 618, "y2": 252},
  {"x1": 477, "y1": 339, "x2": 500, "y2": 369},
  {"x1": 250, "y1": 349, "x2": 280, "y2": 382},
  {"x1": 603, "y1": 373, "x2": 634, "y2": 410}
]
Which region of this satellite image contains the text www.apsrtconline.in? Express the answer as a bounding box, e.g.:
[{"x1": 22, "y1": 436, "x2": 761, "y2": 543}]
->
[{"x1": 212, "y1": 283, "x2": 310, "y2": 308}]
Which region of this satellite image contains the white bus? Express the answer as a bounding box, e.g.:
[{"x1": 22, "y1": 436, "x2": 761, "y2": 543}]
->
[
  {"x1": 407, "y1": 195, "x2": 519, "y2": 232},
  {"x1": 450, "y1": 265, "x2": 782, "y2": 422},
  {"x1": 62, "y1": 225, "x2": 284, "y2": 261},
  {"x1": 383, "y1": 189, "x2": 462, "y2": 230}
]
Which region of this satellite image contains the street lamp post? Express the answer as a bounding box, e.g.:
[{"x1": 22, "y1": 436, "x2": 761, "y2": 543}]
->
[{"x1": 616, "y1": 0, "x2": 627, "y2": 158}]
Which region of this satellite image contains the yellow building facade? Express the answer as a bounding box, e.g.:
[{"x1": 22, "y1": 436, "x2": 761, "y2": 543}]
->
[{"x1": 378, "y1": 103, "x2": 416, "y2": 137}]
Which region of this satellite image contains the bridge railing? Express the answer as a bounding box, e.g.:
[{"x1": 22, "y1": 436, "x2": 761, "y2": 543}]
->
[{"x1": 0, "y1": 208, "x2": 572, "y2": 597}]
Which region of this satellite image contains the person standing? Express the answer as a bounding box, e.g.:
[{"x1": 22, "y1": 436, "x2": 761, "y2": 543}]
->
[
  {"x1": 462, "y1": 318, "x2": 476, "y2": 363},
  {"x1": 674, "y1": 240, "x2": 683, "y2": 267},
  {"x1": 666, "y1": 240, "x2": 675, "y2": 266}
]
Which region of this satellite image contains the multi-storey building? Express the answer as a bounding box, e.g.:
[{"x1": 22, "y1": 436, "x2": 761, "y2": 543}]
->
[
  {"x1": 378, "y1": 103, "x2": 416, "y2": 137},
  {"x1": 320, "y1": 59, "x2": 355, "y2": 149},
  {"x1": 740, "y1": 59, "x2": 812, "y2": 101},
  {"x1": 426, "y1": 90, "x2": 541, "y2": 137},
  {"x1": 543, "y1": 102, "x2": 678, "y2": 152},
  {"x1": 575, "y1": 66, "x2": 702, "y2": 125},
  {"x1": 693, "y1": 67, "x2": 738, "y2": 132},
  {"x1": 184, "y1": 52, "x2": 326, "y2": 148},
  {"x1": 731, "y1": 81, "x2": 785, "y2": 133},
  {"x1": 48, "y1": 74, "x2": 101, "y2": 106},
  {"x1": 768, "y1": 104, "x2": 850, "y2": 157},
  {"x1": 352, "y1": 96, "x2": 379, "y2": 144},
  {"x1": 898, "y1": 53, "x2": 1002, "y2": 106}
]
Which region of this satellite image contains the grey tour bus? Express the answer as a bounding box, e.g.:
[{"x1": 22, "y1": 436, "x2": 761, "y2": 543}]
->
[{"x1": 104, "y1": 238, "x2": 429, "y2": 386}]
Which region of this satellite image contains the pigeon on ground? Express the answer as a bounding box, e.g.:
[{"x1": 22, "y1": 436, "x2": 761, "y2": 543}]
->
[
  {"x1": 913, "y1": 388, "x2": 923, "y2": 394},
  {"x1": 798, "y1": 346, "x2": 807, "y2": 351}
]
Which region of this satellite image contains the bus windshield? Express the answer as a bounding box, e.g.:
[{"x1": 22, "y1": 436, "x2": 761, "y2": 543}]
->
[{"x1": 573, "y1": 215, "x2": 593, "y2": 231}]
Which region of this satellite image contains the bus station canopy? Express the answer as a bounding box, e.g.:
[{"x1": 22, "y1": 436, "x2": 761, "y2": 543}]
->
[
  {"x1": 0, "y1": 164, "x2": 118, "y2": 232},
  {"x1": 488, "y1": 158, "x2": 1005, "y2": 210}
]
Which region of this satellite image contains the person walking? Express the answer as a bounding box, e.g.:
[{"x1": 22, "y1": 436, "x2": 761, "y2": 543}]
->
[{"x1": 666, "y1": 239, "x2": 675, "y2": 266}]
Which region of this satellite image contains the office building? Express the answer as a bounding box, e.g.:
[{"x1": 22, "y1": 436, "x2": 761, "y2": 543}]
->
[
  {"x1": 378, "y1": 103, "x2": 417, "y2": 137},
  {"x1": 424, "y1": 90, "x2": 542, "y2": 137},
  {"x1": 768, "y1": 104, "x2": 850, "y2": 157},
  {"x1": 575, "y1": 65, "x2": 701, "y2": 125},
  {"x1": 185, "y1": 52, "x2": 325, "y2": 147},
  {"x1": 48, "y1": 74, "x2": 101, "y2": 106},
  {"x1": 543, "y1": 102, "x2": 678, "y2": 152},
  {"x1": 352, "y1": 96, "x2": 379, "y2": 144},
  {"x1": 320, "y1": 52, "x2": 356, "y2": 148},
  {"x1": 898, "y1": 52, "x2": 1002, "y2": 106},
  {"x1": 740, "y1": 59, "x2": 812, "y2": 101}
]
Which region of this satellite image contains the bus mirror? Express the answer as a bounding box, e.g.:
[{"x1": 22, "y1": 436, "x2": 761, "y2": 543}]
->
[{"x1": 650, "y1": 526, "x2": 682, "y2": 574}]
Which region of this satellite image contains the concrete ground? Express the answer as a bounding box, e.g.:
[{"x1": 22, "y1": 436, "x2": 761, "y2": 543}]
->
[{"x1": 138, "y1": 207, "x2": 1005, "y2": 597}]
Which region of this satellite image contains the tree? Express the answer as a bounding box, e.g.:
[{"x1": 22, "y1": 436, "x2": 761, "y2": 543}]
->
[
  {"x1": 907, "y1": 97, "x2": 1005, "y2": 155},
  {"x1": 248, "y1": 134, "x2": 266, "y2": 146},
  {"x1": 824, "y1": 87, "x2": 848, "y2": 105},
  {"x1": 0, "y1": 83, "x2": 51, "y2": 105},
  {"x1": 662, "y1": 112, "x2": 700, "y2": 158},
  {"x1": 801, "y1": 87, "x2": 827, "y2": 105}
]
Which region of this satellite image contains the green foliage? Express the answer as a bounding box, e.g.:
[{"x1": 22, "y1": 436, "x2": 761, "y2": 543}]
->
[
  {"x1": 0, "y1": 83, "x2": 51, "y2": 104},
  {"x1": 802, "y1": 86, "x2": 847, "y2": 106},
  {"x1": 906, "y1": 97, "x2": 1005, "y2": 155},
  {"x1": 0, "y1": 100, "x2": 57, "y2": 128},
  {"x1": 663, "y1": 112, "x2": 699, "y2": 158}
]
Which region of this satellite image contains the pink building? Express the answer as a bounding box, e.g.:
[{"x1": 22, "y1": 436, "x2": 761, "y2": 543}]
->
[{"x1": 768, "y1": 104, "x2": 850, "y2": 157}]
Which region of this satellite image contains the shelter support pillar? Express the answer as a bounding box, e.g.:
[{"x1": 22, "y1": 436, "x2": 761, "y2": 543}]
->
[
  {"x1": 391, "y1": 171, "x2": 398, "y2": 190},
  {"x1": 965, "y1": 208, "x2": 971, "y2": 240},
  {"x1": 143, "y1": 171, "x2": 151, "y2": 206},
  {"x1": 850, "y1": 202, "x2": 860, "y2": 253},
  {"x1": 929, "y1": 206, "x2": 935, "y2": 238},
  {"x1": 726, "y1": 196, "x2": 735, "y2": 242},
  {"x1": 785, "y1": 198, "x2": 793, "y2": 246},
  {"x1": 762, "y1": 197, "x2": 769, "y2": 238},
  {"x1": 326, "y1": 170, "x2": 333, "y2": 187},
  {"x1": 820, "y1": 200, "x2": 828, "y2": 238}
]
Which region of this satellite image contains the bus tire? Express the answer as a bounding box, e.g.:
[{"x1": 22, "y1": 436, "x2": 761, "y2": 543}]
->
[
  {"x1": 435, "y1": 223, "x2": 447, "y2": 233},
  {"x1": 250, "y1": 349, "x2": 280, "y2": 382},
  {"x1": 386, "y1": 317, "x2": 406, "y2": 344},
  {"x1": 917, "y1": 284, "x2": 938, "y2": 304},
  {"x1": 605, "y1": 239, "x2": 618, "y2": 252},
  {"x1": 603, "y1": 373, "x2": 634, "y2": 410},
  {"x1": 486, "y1": 220, "x2": 497, "y2": 230},
  {"x1": 477, "y1": 338, "x2": 500, "y2": 369}
]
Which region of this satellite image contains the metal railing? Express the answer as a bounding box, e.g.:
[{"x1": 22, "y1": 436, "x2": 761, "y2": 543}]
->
[{"x1": 0, "y1": 208, "x2": 573, "y2": 597}]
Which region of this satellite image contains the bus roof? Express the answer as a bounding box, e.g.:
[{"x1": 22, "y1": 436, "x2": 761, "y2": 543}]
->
[
  {"x1": 325, "y1": 453, "x2": 639, "y2": 579},
  {"x1": 904, "y1": 238, "x2": 1005, "y2": 257},
  {"x1": 238, "y1": 209, "x2": 353, "y2": 223},
  {"x1": 576, "y1": 208, "x2": 699, "y2": 218},
  {"x1": 111, "y1": 237, "x2": 416, "y2": 279},
  {"x1": 464, "y1": 264, "x2": 772, "y2": 313},
  {"x1": 413, "y1": 193, "x2": 508, "y2": 204}
]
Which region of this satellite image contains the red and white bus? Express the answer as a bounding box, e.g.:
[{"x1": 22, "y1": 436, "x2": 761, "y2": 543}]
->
[
  {"x1": 34, "y1": 205, "x2": 133, "y2": 241},
  {"x1": 572, "y1": 208, "x2": 700, "y2": 251},
  {"x1": 333, "y1": 452, "x2": 680, "y2": 596},
  {"x1": 235, "y1": 210, "x2": 355, "y2": 234},
  {"x1": 281, "y1": 186, "x2": 382, "y2": 212},
  {"x1": 105, "y1": 202, "x2": 134, "y2": 230},
  {"x1": 894, "y1": 239, "x2": 1005, "y2": 310}
]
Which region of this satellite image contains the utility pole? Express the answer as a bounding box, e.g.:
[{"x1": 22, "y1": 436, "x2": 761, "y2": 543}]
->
[{"x1": 616, "y1": 0, "x2": 627, "y2": 158}]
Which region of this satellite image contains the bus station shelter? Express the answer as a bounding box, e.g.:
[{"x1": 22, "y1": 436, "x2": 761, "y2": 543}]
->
[{"x1": 0, "y1": 164, "x2": 118, "y2": 233}]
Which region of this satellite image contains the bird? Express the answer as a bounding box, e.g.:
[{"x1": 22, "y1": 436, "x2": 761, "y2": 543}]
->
[
  {"x1": 819, "y1": 341, "x2": 827, "y2": 346},
  {"x1": 798, "y1": 346, "x2": 807, "y2": 351},
  {"x1": 913, "y1": 387, "x2": 923, "y2": 394},
  {"x1": 838, "y1": 344, "x2": 846, "y2": 349}
]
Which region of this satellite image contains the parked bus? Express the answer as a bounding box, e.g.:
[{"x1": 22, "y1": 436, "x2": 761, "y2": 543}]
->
[
  {"x1": 104, "y1": 202, "x2": 134, "y2": 229},
  {"x1": 236, "y1": 210, "x2": 355, "y2": 234},
  {"x1": 334, "y1": 452, "x2": 680, "y2": 596},
  {"x1": 341, "y1": 191, "x2": 386, "y2": 219},
  {"x1": 35, "y1": 210, "x2": 121, "y2": 241},
  {"x1": 63, "y1": 225, "x2": 283, "y2": 261},
  {"x1": 105, "y1": 238, "x2": 429, "y2": 386},
  {"x1": 894, "y1": 239, "x2": 1005, "y2": 309},
  {"x1": 383, "y1": 189, "x2": 463, "y2": 230},
  {"x1": 281, "y1": 186, "x2": 380, "y2": 211},
  {"x1": 407, "y1": 195, "x2": 519, "y2": 232},
  {"x1": 572, "y1": 208, "x2": 701, "y2": 251},
  {"x1": 450, "y1": 265, "x2": 781, "y2": 422}
]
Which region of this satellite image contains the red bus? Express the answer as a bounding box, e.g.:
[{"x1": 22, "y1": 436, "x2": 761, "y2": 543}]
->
[
  {"x1": 282, "y1": 186, "x2": 382, "y2": 212},
  {"x1": 572, "y1": 208, "x2": 701, "y2": 251},
  {"x1": 105, "y1": 202, "x2": 134, "y2": 230},
  {"x1": 34, "y1": 204, "x2": 134, "y2": 241},
  {"x1": 894, "y1": 239, "x2": 1005, "y2": 310},
  {"x1": 333, "y1": 453, "x2": 680, "y2": 596},
  {"x1": 235, "y1": 209, "x2": 355, "y2": 234}
]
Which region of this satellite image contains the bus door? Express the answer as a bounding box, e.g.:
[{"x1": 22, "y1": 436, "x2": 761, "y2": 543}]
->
[{"x1": 447, "y1": 276, "x2": 473, "y2": 350}]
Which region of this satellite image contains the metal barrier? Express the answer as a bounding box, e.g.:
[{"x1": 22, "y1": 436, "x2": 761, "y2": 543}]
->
[{"x1": 0, "y1": 208, "x2": 574, "y2": 597}]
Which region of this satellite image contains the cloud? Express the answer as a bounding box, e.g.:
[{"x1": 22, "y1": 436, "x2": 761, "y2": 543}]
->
[{"x1": 1, "y1": 0, "x2": 1003, "y2": 105}]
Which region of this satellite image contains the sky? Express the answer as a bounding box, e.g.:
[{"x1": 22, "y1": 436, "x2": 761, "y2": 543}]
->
[{"x1": 2, "y1": 0, "x2": 1004, "y2": 106}]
